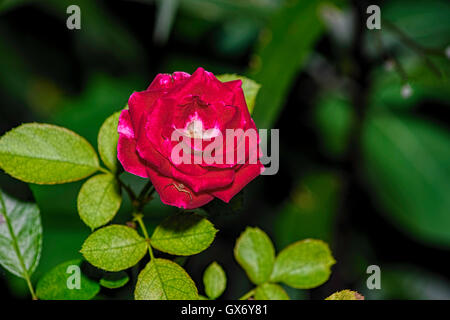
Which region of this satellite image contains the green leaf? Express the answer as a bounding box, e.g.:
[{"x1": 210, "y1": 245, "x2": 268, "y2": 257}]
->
[
  {"x1": 135, "y1": 258, "x2": 198, "y2": 300},
  {"x1": 77, "y1": 173, "x2": 122, "y2": 230},
  {"x1": 362, "y1": 115, "x2": 450, "y2": 246},
  {"x1": 216, "y1": 74, "x2": 260, "y2": 114},
  {"x1": 270, "y1": 239, "x2": 335, "y2": 289},
  {"x1": 150, "y1": 213, "x2": 217, "y2": 256},
  {"x1": 203, "y1": 261, "x2": 226, "y2": 299},
  {"x1": 0, "y1": 123, "x2": 99, "y2": 184},
  {"x1": 98, "y1": 111, "x2": 121, "y2": 172},
  {"x1": 234, "y1": 227, "x2": 275, "y2": 285},
  {"x1": 36, "y1": 259, "x2": 100, "y2": 300},
  {"x1": 254, "y1": 283, "x2": 290, "y2": 300},
  {"x1": 249, "y1": 0, "x2": 326, "y2": 128},
  {"x1": 80, "y1": 225, "x2": 148, "y2": 271},
  {"x1": 0, "y1": 190, "x2": 42, "y2": 279},
  {"x1": 99, "y1": 271, "x2": 129, "y2": 289},
  {"x1": 326, "y1": 290, "x2": 364, "y2": 300}
]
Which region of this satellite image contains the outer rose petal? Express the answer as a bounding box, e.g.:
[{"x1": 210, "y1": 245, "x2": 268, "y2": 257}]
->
[
  {"x1": 164, "y1": 68, "x2": 235, "y2": 106},
  {"x1": 129, "y1": 72, "x2": 191, "y2": 132},
  {"x1": 146, "y1": 167, "x2": 213, "y2": 209},
  {"x1": 117, "y1": 111, "x2": 149, "y2": 178},
  {"x1": 128, "y1": 89, "x2": 166, "y2": 131},
  {"x1": 167, "y1": 165, "x2": 235, "y2": 193},
  {"x1": 211, "y1": 163, "x2": 264, "y2": 203},
  {"x1": 147, "y1": 72, "x2": 190, "y2": 90},
  {"x1": 117, "y1": 110, "x2": 135, "y2": 138}
]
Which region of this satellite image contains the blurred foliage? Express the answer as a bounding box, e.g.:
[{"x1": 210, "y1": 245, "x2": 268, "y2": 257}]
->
[
  {"x1": 274, "y1": 172, "x2": 342, "y2": 248},
  {"x1": 250, "y1": 0, "x2": 333, "y2": 129},
  {"x1": 361, "y1": 266, "x2": 450, "y2": 300},
  {"x1": 382, "y1": 0, "x2": 450, "y2": 48},
  {"x1": 314, "y1": 94, "x2": 355, "y2": 158},
  {"x1": 362, "y1": 114, "x2": 450, "y2": 246}
]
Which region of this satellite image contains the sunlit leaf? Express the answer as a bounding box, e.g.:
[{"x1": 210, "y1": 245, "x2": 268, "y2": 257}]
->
[
  {"x1": 203, "y1": 261, "x2": 226, "y2": 299},
  {"x1": 36, "y1": 259, "x2": 100, "y2": 300},
  {"x1": 150, "y1": 213, "x2": 217, "y2": 256},
  {"x1": 98, "y1": 111, "x2": 121, "y2": 172},
  {"x1": 77, "y1": 173, "x2": 122, "y2": 230},
  {"x1": 99, "y1": 271, "x2": 129, "y2": 289},
  {"x1": 0, "y1": 123, "x2": 99, "y2": 184},
  {"x1": 270, "y1": 239, "x2": 335, "y2": 289},
  {"x1": 216, "y1": 74, "x2": 261, "y2": 114},
  {"x1": 234, "y1": 227, "x2": 275, "y2": 285},
  {"x1": 81, "y1": 225, "x2": 148, "y2": 271},
  {"x1": 326, "y1": 289, "x2": 364, "y2": 300},
  {"x1": 254, "y1": 283, "x2": 290, "y2": 300},
  {"x1": 135, "y1": 258, "x2": 198, "y2": 300}
]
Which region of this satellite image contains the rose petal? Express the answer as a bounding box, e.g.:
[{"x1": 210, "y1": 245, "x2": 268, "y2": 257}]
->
[
  {"x1": 118, "y1": 110, "x2": 134, "y2": 139},
  {"x1": 117, "y1": 134, "x2": 149, "y2": 178},
  {"x1": 165, "y1": 67, "x2": 235, "y2": 106},
  {"x1": 146, "y1": 167, "x2": 214, "y2": 209},
  {"x1": 168, "y1": 165, "x2": 235, "y2": 193},
  {"x1": 211, "y1": 163, "x2": 264, "y2": 203},
  {"x1": 128, "y1": 89, "x2": 166, "y2": 131}
]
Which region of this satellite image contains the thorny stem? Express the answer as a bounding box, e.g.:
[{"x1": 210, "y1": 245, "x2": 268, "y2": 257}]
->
[{"x1": 238, "y1": 289, "x2": 255, "y2": 300}]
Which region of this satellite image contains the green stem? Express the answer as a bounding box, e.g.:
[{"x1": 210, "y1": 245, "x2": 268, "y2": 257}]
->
[
  {"x1": 238, "y1": 289, "x2": 255, "y2": 300},
  {"x1": 98, "y1": 167, "x2": 110, "y2": 174},
  {"x1": 24, "y1": 274, "x2": 38, "y2": 300},
  {"x1": 133, "y1": 213, "x2": 154, "y2": 260},
  {"x1": 0, "y1": 194, "x2": 37, "y2": 300},
  {"x1": 122, "y1": 179, "x2": 156, "y2": 259}
]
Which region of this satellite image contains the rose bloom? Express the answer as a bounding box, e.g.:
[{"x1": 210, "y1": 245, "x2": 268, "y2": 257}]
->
[{"x1": 117, "y1": 67, "x2": 264, "y2": 209}]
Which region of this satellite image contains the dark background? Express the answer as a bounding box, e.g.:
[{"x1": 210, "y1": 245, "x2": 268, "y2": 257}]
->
[{"x1": 1, "y1": 0, "x2": 449, "y2": 300}]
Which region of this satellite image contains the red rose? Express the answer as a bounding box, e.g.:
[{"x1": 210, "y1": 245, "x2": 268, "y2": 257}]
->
[{"x1": 117, "y1": 67, "x2": 264, "y2": 209}]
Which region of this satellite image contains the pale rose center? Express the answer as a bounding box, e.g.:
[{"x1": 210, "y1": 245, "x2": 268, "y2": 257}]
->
[{"x1": 181, "y1": 114, "x2": 220, "y2": 140}]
